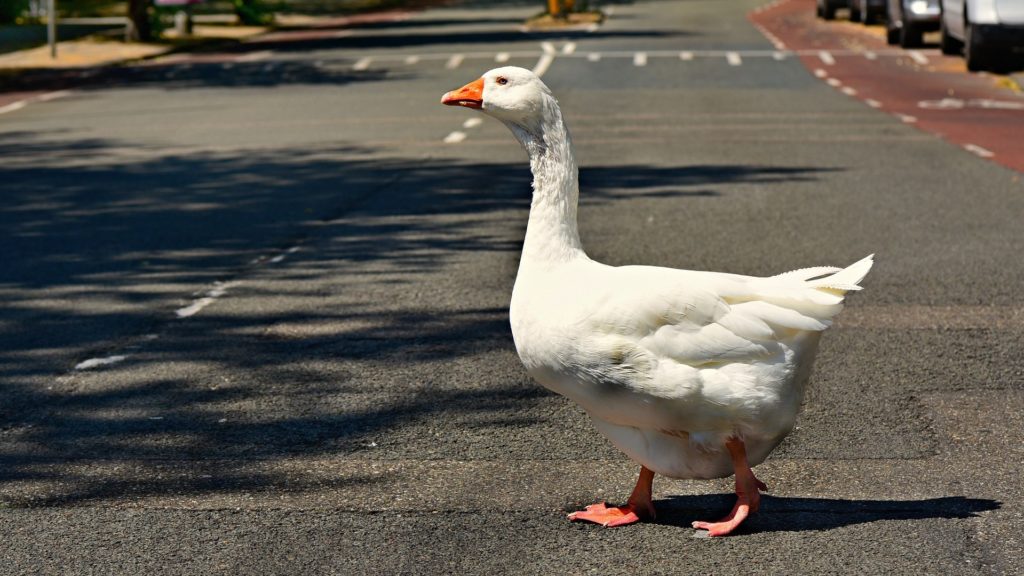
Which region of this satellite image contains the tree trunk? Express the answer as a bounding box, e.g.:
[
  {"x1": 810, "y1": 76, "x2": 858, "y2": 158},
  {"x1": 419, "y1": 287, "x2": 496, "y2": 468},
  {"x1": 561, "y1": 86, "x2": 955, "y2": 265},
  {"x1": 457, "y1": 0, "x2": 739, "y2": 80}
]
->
[{"x1": 126, "y1": 0, "x2": 151, "y2": 42}]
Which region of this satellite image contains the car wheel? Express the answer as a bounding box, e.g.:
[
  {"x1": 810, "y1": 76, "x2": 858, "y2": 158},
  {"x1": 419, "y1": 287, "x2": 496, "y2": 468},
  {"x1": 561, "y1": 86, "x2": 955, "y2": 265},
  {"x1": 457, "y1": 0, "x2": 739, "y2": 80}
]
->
[
  {"x1": 862, "y1": 4, "x2": 879, "y2": 25},
  {"x1": 822, "y1": 0, "x2": 837, "y2": 20},
  {"x1": 964, "y1": 21, "x2": 991, "y2": 71},
  {"x1": 939, "y1": 14, "x2": 962, "y2": 55},
  {"x1": 900, "y1": 22, "x2": 923, "y2": 48},
  {"x1": 886, "y1": 20, "x2": 901, "y2": 44}
]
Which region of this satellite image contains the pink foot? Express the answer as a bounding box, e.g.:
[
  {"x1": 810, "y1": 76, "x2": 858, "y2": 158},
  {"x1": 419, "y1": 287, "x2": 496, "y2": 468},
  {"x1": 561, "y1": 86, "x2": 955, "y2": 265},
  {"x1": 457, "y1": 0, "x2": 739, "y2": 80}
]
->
[
  {"x1": 568, "y1": 502, "x2": 648, "y2": 527},
  {"x1": 691, "y1": 501, "x2": 753, "y2": 536},
  {"x1": 691, "y1": 438, "x2": 768, "y2": 537}
]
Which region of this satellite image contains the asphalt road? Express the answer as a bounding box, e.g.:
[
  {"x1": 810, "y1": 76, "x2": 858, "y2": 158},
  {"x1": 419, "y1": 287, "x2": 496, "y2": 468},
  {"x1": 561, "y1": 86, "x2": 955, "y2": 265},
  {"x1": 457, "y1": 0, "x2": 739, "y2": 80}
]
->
[{"x1": 2, "y1": 0, "x2": 1023, "y2": 574}]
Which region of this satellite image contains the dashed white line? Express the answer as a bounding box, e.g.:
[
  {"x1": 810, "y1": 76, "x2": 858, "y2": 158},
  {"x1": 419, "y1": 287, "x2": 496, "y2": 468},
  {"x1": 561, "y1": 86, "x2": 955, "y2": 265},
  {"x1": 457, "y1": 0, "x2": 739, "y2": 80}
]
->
[
  {"x1": 353, "y1": 57, "x2": 372, "y2": 71},
  {"x1": 898, "y1": 114, "x2": 918, "y2": 123},
  {"x1": 446, "y1": 54, "x2": 464, "y2": 69},
  {"x1": 826, "y1": 78, "x2": 842, "y2": 87},
  {"x1": 908, "y1": 50, "x2": 929, "y2": 65},
  {"x1": 726, "y1": 52, "x2": 742, "y2": 66},
  {"x1": 74, "y1": 355, "x2": 127, "y2": 371},
  {"x1": 814, "y1": 68, "x2": 828, "y2": 78},
  {"x1": 866, "y1": 99, "x2": 882, "y2": 108},
  {"x1": 864, "y1": 50, "x2": 878, "y2": 60},
  {"x1": 773, "y1": 51, "x2": 787, "y2": 60},
  {"x1": 175, "y1": 281, "x2": 238, "y2": 319},
  {"x1": 964, "y1": 143, "x2": 994, "y2": 158},
  {"x1": 443, "y1": 131, "x2": 467, "y2": 144},
  {"x1": 533, "y1": 53, "x2": 554, "y2": 76},
  {"x1": 495, "y1": 52, "x2": 510, "y2": 63},
  {"x1": 680, "y1": 51, "x2": 694, "y2": 61},
  {"x1": 841, "y1": 86, "x2": 857, "y2": 95},
  {"x1": 818, "y1": 51, "x2": 836, "y2": 65},
  {"x1": 463, "y1": 117, "x2": 483, "y2": 128},
  {"x1": 587, "y1": 52, "x2": 601, "y2": 62},
  {"x1": 562, "y1": 42, "x2": 576, "y2": 55},
  {"x1": 404, "y1": 55, "x2": 420, "y2": 65},
  {"x1": 633, "y1": 52, "x2": 647, "y2": 66},
  {"x1": 541, "y1": 42, "x2": 556, "y2": 55}
]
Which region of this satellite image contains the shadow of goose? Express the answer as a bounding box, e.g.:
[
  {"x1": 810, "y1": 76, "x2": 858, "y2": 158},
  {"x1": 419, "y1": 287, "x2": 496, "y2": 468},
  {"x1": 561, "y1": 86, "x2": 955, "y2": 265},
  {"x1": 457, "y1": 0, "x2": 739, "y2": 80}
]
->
[{"x1": 649, "y1": 495, "x2": 1000, "y2": 534}]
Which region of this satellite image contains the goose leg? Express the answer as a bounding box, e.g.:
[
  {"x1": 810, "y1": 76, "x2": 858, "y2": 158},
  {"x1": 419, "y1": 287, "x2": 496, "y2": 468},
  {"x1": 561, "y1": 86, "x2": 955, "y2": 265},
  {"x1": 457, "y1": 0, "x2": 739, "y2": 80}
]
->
[
  {"x1": 692, "y1": 437, "x2": 767, "y2": 537},
  {"x1": 568, "y1": 466, "x2": 656, "y2": 527}
]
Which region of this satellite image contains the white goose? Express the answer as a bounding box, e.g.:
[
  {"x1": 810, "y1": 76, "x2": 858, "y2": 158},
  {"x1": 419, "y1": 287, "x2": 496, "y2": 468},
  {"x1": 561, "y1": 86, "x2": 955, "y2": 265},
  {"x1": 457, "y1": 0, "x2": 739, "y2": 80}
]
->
[{"x1": 442, "y1": 67, "x2": 873, "y2": 536}]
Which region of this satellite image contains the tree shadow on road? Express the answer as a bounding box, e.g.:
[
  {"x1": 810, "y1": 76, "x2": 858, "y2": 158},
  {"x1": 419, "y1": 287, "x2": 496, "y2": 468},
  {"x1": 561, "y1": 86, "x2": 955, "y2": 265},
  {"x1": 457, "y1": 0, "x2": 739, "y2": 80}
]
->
[
  {"x1": 654, "y1": 494, "x2": 1001, "y2": 534},
  {"x1": 0, "y1": 130, "x2": 843, "y2": 506}
]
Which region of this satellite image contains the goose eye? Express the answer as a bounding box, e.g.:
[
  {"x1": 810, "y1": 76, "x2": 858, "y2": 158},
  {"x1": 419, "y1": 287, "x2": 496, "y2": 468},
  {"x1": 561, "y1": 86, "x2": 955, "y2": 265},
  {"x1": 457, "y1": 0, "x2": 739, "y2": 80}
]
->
[{"x1": 496, "y1": 77, "x2": 508, "y2": 85}]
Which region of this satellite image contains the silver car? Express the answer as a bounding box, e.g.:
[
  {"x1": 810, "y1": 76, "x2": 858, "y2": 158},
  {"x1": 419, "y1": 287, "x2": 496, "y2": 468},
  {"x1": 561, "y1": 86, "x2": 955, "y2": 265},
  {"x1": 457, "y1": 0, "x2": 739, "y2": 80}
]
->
[
  {"x1": 886, "y1": 0, "x2": 942, "y2": 47},
  {"x1": 940, "y1": 0, "x2": 1024, "y2": 71}
]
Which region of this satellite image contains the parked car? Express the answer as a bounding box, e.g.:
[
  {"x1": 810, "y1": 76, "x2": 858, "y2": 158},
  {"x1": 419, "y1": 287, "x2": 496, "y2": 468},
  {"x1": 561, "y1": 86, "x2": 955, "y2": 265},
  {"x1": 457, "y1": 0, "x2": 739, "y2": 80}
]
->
[
  {"x1": 886, "y1": 0, "x2": 942, "y2": 47},
  {"x1": 851, "y1": 0, "x2": 888, "y2": 24},
  {"x1": 940, "y1": 0, "x2": 1024, "y2": 71}
]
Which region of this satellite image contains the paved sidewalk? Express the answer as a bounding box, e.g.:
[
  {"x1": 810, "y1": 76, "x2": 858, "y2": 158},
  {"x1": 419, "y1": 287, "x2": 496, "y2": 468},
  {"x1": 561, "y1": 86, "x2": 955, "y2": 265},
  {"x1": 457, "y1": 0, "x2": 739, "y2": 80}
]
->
[{"x1": 0, "y1": 24, "x2": 268, "y2": 70}]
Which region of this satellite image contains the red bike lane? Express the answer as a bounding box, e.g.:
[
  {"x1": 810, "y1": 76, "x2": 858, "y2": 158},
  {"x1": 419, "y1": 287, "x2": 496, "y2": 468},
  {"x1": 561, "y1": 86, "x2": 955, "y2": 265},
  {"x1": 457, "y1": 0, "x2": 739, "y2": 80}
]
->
[{"x1": 751, "y1": 0, "x2": 1024, "y2": 173}]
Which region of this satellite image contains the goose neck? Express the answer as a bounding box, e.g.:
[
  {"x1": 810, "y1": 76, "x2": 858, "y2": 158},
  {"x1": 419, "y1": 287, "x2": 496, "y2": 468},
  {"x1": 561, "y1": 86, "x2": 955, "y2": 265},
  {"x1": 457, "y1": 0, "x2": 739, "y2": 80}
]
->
[{"x1": 508, "y1": 100, "x2": 585, "y2": 264}]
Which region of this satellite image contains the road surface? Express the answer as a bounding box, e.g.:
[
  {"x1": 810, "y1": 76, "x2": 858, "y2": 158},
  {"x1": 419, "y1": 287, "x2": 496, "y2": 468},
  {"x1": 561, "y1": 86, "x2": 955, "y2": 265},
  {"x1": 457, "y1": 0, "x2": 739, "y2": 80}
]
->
[{"x1": 1, "y1": 0, "x2": 1022, "y2": 574}]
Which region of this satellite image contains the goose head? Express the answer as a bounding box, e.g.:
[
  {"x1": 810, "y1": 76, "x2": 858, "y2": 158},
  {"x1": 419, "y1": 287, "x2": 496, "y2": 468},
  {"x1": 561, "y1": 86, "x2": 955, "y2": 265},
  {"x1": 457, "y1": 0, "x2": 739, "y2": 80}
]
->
[{"x1": 441, "y1": 67, "x2": 555, "y2": 129}]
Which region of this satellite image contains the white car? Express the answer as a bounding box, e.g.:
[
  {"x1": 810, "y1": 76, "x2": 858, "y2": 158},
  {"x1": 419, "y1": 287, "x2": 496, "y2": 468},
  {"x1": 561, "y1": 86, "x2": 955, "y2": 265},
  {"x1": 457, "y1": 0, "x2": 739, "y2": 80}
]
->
[{"x1": 940, "y1": 0, "x2": 1024, "y2": 71}]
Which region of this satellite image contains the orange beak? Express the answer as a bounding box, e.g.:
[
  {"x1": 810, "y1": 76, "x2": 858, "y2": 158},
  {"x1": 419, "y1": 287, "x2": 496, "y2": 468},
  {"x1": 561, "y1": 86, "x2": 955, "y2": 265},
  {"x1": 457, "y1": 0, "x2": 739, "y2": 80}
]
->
[{"x1": 441, "y1": 77, "x2": 484, "y2": 109}]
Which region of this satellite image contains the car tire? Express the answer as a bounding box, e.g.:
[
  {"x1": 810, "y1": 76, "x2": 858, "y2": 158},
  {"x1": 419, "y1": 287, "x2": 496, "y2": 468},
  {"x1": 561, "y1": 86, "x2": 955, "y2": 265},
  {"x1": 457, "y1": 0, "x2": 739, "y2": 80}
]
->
[
  {"x1": 964, "y1": 21, "x2": 991, "y2": 71},
  {"x1": 939, "y1": 14, "x2": 962, "y2": 55},
  {"x1": 900, "y1": 22, "x2": 923, "y2": 48},
  {"x1": 886, "y1": 22, "x2": 900, "y2": 44},
  {"x1": 820, "y1": 0, "x2": 838, "y2": 20}
]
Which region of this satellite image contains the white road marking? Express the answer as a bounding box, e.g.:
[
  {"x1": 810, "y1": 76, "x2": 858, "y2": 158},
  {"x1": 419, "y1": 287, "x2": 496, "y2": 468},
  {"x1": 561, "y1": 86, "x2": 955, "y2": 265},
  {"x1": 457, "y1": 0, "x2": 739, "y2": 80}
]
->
[
  {"x1": 0, "y1": 101, "x2": 28, "y2": 115},
  {"x1": 463, "y1": 117, "x2": 483, "y2": 128},
  {"x1": 587, "y1": 52, "x2": 601, "y2": 62},
  {"x1": 541, "y1": 41, "x2": 556, "y2": 55},
  {"x1": 37, "y1": 90, "x2": 73, "y2": 102},
  {"x1": 841, "y1": 86, "x2": 857, "y2": 95},
  {"x1": 562, "y1": 42, "x2": 576, "y2": 55},
  {"x1": 814, "y1": 68, "x2": 828, "y2": 78},
  {"x1": 818, "y1": 51, "x2": 836, "y2": 65},
  {"x1": 633, "y1": 52, "x2": 647, "y2": 66},
  {"x1": 495, "y1": 52, "x2": 510, "y2": 63},
  {"x1": 964, "y1": 143, "x2": 994, "y2": 158},
  {"x1": 908, "y1": 50, "x2": 929, "y2": 65},
  {"x1": 864, "y1": 50, "x2": 877, "y2": 60},
  {"x1": 404, "y1": 55, "x2": 420, "y2": 65},
  {"x1": 826, "y1": 78, "x2": 842, "y2": 87},
  {"x1": 445, "y1": 54, "x2": 464, "y2": 69},
  {"x1": 443, "y1": 131, "x2": 467, "y2": 144},
  {"x1": 773, "y1": 51, "x2": 787, "y2": 60},
  {"x1": 866, "y1": 99, "x2": 882, "y2": 108},
  {"x1": 680, "y1": 51, "x2": 693, "y2": 61},
  {"x1": 175, "y1": 281, "x2": 238, "y2": 319},
  {"x1": 533, "y1": 52, "x2": 554, "y2": 76},
  {"x1": 726, "y1": 52, "x2": 742, "y2": 66},
  {"x1": 74, "y1": 355, "x2": 127, "y2": 371},
  {"x1": 236, "y1": 50, "x2": 273, "y2": 62},
  {"x1": 898, "y1": 114, "x2": 918, "y2": 123},
  {"x1": 353, "y1": 57, "x2": 372, "y2": 71}
]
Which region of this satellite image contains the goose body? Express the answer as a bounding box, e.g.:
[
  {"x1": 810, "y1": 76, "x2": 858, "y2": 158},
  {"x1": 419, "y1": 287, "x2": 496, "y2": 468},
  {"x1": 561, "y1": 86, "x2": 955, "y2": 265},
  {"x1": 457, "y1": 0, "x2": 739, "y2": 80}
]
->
[{"x1": 442, "y1": 67, "x2": 872, "y2": 535}]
